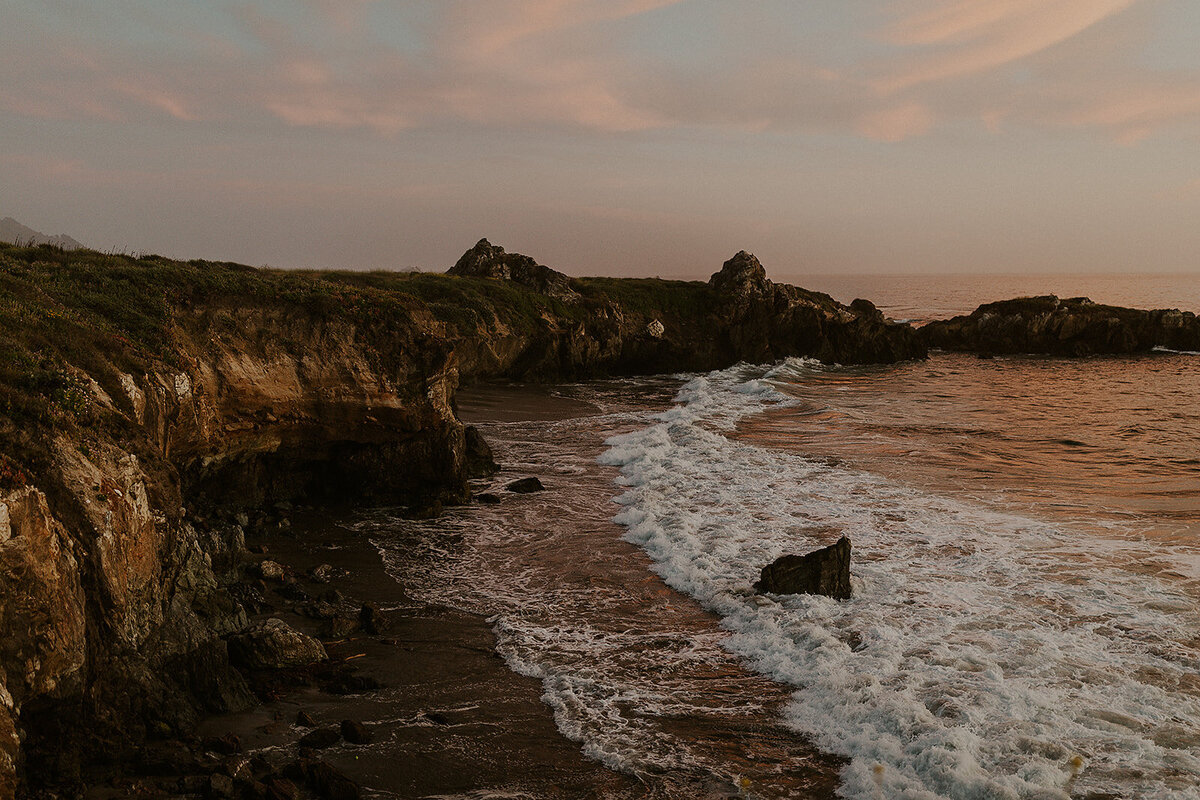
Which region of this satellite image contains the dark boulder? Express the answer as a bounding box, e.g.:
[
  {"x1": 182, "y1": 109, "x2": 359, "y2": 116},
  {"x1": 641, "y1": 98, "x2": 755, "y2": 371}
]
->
[
  {"x1": 298, "y1": 727, "x2": 341, "y2": 749},
  {"x1": 228, "y1": 618, "x2": 327, "y2": 669},
  {"x1": 754, "y1": 537, "x2": 852, "y2": 599},
  {"x1": 475, "y1": 492, "x2": 501, "y2": 504},
  {"x1": 339, "y1": 719, "x2": 373, "y2": 744},
  {"x1": 505, "y1": 477, "x2": 545, "y2": 493}
]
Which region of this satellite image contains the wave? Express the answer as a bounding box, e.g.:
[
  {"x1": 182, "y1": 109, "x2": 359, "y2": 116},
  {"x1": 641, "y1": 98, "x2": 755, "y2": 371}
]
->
[
  {"x1": 1152, "y1": 346, "x2": 1200, "y2": 356},
  {"x1": 600, "y1": 360, "x2": 1200, "y2": 799}
]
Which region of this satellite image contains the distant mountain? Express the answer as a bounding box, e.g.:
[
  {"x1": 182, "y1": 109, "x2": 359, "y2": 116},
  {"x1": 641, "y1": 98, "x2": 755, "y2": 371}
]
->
[{"x1": 0, "y1": 216, "x2": 84, "y2": 249}]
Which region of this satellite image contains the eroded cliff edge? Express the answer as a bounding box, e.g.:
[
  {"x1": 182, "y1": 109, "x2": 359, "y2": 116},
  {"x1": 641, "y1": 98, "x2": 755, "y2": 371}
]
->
[{"x1": 0, "y1": 239, "x2": 922, "y2": 796}]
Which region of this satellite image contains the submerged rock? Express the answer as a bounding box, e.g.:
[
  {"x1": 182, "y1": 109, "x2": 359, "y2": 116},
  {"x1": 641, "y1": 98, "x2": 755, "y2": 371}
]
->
[
  {"x1": 228, "y1": 618, "x2": 327, "y2": 669},
  {"x1": 754, "y1": 537, "x2": 852, "y2": 599},
  {"x1": 505, "y1": 477, "x2": 545, "y2": 493}
]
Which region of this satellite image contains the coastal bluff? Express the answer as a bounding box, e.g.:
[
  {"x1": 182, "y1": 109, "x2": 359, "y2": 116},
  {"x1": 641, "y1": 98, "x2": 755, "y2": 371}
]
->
[{"x1": 0, "y1": 238, "x2": 920, "y2": 795}]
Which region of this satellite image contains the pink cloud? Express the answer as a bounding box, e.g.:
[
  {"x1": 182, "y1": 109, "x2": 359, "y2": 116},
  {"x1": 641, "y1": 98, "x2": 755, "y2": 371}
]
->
[{"x1": 877, "y1": 0, "x2": 1140, "y2": 90}]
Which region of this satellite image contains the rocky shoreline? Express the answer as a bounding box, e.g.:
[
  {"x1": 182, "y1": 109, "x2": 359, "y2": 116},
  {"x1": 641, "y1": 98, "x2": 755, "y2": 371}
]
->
[
  {"x1": 4, "y1": 235, "x2": 1197, "y2": 797},
  {"x1": 0, "y1": 239, "x2": 920, "y2": 797},
  {"x1": 73, "y1": 505, "x2": 646, "y2": 800}
]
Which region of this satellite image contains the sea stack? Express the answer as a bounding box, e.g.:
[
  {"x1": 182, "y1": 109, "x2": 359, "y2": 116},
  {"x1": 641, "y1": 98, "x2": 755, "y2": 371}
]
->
[{"x1": 754, "y1": 537, "x2": 852, "y2": 599}]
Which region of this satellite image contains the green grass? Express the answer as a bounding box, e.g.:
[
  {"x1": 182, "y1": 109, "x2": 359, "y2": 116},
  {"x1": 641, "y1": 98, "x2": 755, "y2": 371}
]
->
[
  {"x1": 0, "y1": 242, "x2": 726, "y2": 437},
  {"x1": 574, "y1": 277, "x2": 716, "y2": 320}
]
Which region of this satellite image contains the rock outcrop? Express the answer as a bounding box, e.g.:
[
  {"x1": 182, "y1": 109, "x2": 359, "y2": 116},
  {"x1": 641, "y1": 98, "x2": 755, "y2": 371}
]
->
[
  {"x1": 442, "y1": 245, "x2": 925, "y2": 381},
  {"x1": 920, "y1": 295, "x2": 1200, "y2": 356},
  {"x1": 704, "y1": 252, "x2": 925, "y2": 366},
  {"x1": 754, "y1": 537, "x2": 852, "y2": 599},
  {"x1": 448, "y1": 238, "x2": 578, "y2": 301}
]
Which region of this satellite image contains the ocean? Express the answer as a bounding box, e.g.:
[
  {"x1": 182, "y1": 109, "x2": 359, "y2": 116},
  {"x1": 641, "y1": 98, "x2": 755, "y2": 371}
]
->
[{"x1": 374, "y1": 274, "x2": 1200, "y2": 799}]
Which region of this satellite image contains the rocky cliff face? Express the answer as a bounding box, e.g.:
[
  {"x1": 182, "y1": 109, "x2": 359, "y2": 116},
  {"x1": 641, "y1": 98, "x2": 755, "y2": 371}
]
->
[
  {"x1": 702, "y1": 251, "x2": 925, "y2": 365},
  {"x1": 0, "y1": 247, "x2": 480, "y2": 793},
  {"x1": 441, "y1": 246, "x2": 925, "y2": 380},
  {"x1": 0, "y1": 239, "x2": 923, "y2": 795},
  {"x1": 920, "y1": 295, "x2": 1200, "y2": 356}
]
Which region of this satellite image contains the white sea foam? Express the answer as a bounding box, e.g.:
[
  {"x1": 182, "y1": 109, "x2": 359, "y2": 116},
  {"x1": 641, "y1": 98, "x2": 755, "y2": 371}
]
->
[{"x1": 601, "y1": 360, "x2": 1200, "y2": 799}]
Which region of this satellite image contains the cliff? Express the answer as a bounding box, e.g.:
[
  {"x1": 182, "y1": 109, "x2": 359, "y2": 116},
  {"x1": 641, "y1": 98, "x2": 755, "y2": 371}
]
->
[
  {"x1": 920, "y1": 295, "x2": 1200, "y2": 356},
  {"x1": 0, "y1": 239, "x2": 922, "y2": 795}
]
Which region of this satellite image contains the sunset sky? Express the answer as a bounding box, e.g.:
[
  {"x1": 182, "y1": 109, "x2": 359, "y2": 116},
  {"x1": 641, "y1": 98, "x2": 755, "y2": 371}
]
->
[{"x1": 4, "y1": 1, "x2": 1200, "y2": 276}]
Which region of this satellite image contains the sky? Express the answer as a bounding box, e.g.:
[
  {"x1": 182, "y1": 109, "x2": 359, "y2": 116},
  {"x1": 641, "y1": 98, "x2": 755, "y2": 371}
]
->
[{"x1": 4, "y1": 0, "x2": 1200, "y2": 277}]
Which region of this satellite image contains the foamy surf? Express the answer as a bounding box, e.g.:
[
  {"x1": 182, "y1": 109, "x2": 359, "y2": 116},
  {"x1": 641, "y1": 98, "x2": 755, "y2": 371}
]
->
[{"x1": 601, "y1": 359, "x2": 1200, "y2": 799}]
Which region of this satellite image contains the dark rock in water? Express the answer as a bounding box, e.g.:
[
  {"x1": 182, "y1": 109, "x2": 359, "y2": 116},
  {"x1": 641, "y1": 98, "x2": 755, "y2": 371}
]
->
[
  {"x1": 296, "y1": 710, "x2": 317, "y2": 728},
  {"x1": 475, "y1": 492, "x2": 501, "y2": 504},
  {"x1": 359, "y1": 602, "x2": 390, "y2": 634},
  {"x1": 754, "y1": 537, "x2": 852, "y2": 599},
  {"x1": 298, "y1": 727, "x2": 341, "y2": 749},
  {"x1": 340, "y1": 719, "x2": 373, "y2": 744},
  {"x1": 228, "y1": 618, "x2": 328, "y2": 669},
  {"x1": 448, "y1": 238, "x2": 578, "y2": 301},
  {"x1": 506, "y1": 477, "x2": 545, "y2": 493},
  {"x1": 203, "y1": 733, "x2": 242, "y2": 755},
  {"x1": 920, "y1": 294, "x2": 1200, "y2": 356},
  {"x1": 464, "y1": 425, "x2": 499, "y2": 476}
]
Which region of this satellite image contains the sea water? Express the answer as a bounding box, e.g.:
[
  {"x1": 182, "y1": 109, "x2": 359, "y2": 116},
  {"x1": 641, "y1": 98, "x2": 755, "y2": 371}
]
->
[
  {"x1": 602, "y1": 353, "x2": 1200, "y2": 799},
  {"x1": 374, "y1": 277, "x2": 1200, "y2": 799}
]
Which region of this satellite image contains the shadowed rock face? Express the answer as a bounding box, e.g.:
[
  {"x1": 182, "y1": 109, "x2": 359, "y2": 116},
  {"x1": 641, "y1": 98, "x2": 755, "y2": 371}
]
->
[
  {"x1": 920, "y1": 295, "x2": 1200, "y2": 356},
  {"x1": 704, "y1": 251, "x2": 926, "y2": 366},
  {"x1": 754, "y1": 537, "x2": 852, "y2": 599},
  {"x1": 441, "y1": 244, "x2": 926, "y2": 382},
  {"x1": 448, "y1": 238, "x2": 578, "y2": 301}
]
